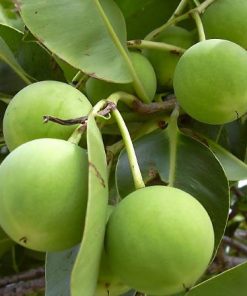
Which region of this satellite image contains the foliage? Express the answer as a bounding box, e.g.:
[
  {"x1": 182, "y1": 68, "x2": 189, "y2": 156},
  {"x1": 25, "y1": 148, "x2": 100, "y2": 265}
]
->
[{"x1": 0, "y1": 0, "x2": 247, "y2": 296}]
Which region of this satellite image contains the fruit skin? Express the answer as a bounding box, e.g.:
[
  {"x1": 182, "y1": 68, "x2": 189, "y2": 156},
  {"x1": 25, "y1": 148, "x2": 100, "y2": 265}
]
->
[
  {"x1": 202, "y1": 0, "x2": 247, "y2": 49},
  {"x1": 0, "y1": 138, "x2": 88, "y2": 252},
  {"x1": 144, "y1": 26, "x2": 194, "y2": 91},
  {"x1": 96, "y1": 205, "x2": 130, "y2": 296},
  {"x1": 173, "y1": 39, "x2": 247, "y2": 125},
  {"x1": 3, "y1": 80, "x2": 92, "y2": 151},
  {"x1": 86, "y1": 52, "x2": 157, "y2": 105},
  {"x1": 105, "y1": 186, "x2": 214, "y2": 296},
  {"x1": 96, "y1": 249, "x2": 130, "y2": 296}
]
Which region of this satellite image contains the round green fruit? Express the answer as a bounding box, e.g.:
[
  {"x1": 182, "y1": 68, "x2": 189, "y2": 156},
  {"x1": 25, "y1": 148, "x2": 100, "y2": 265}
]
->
[
  {"x1": 0, "y1": 138, "x2": 88, "y2": 252},
  {"x1": 173, "y1": 39, "x2": 247, "y2": 124},
  {"x1": 144, "y1": 26, "x2": 194, "y2": 91},
  {"x1": 202, "y1": 0, "x2": 247, "y2": 49},
  {"x1": 96, "y1": 205, "x2": 130, "y2": 296},
  {"x1": 86, "y1": 52, "x2": 157, "y2": 105},
  {"x1": 96, "y1": 249, "x2": 130, "y2": 296},
  {"x1": 105, "y1": 186, "x2": 214, "y2": 295},
  {"x1": 3, "y1": 80, "x2": 92, "y2": 151}
]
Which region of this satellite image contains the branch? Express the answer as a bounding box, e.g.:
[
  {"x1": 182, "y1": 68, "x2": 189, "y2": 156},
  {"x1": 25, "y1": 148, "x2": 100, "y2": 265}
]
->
[
  {"x1": 43, "y1": 101, "x2": 116, "y2": 126},
  {"x1": 43, "y1": 99, "x2": 176, "y2": 127},
  {"x1": 0, "y1": 278, "x2": 45, "y2": 296},
  {"x1": 132, "y1": 98, "x2": 176, "y2": 114},
  {"x1": 0, "y1": 267, "x2": 44, "y2": 288},
  {"x1": 222, "y1": 236, "x2": 247, "y2": 256}
]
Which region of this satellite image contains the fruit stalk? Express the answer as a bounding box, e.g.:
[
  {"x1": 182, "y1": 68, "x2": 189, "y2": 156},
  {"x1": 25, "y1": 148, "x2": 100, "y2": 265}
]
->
[
  {"x1": 112, "y1": 108, "x2": 145, "y2": 189},
  {"x1": 191, "y1": 11, "x2": 206, "y2": 41},
  {"x1": 127, "y1": 40, "x2": 186, "y2": 54},
  {"x1": 68, "y1": 124, "x2": 87, "y2": 145},
  {"x1": 167, "y1": 105, "x2": 180, "y2": 187}
]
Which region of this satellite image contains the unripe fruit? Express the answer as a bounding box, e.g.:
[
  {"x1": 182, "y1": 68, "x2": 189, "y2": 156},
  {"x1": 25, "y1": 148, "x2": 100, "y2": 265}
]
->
[
  {"x1": 86, "y1": 52, "x2": 157, "y2": 105},
  {"x1": 202, "y1": 0, "x2": 247, "y2": 49},
  {"x1": 173, "y1": 39, "x2": 247, "y2": 124},
  {"x1": 3, "y1": 81, "x2": 92, "y2": 151},
  {"x1": 105, "y1": 186, "x2": 214, "y2": 296},
  {"x1": 0, "y1": 138, "x2": 88, "y2": 252},
  {"x1": 96, "y1": 250, "x2": 130, "y2": 296},
  {"x1": 144, "y1": 26, "x2": 194, "y2": 91},
  {"x1": 96, "y1": 205, "x2": 130, "y2": 296}
]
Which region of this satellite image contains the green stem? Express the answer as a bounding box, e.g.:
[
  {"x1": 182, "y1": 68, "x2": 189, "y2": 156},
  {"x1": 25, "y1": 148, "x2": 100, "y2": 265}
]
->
[
  {"x1": 197, "y1": 0, "x2": 216, "y2": 13},
  {"x1": 127, "y1": 40, "x2": 186, "y2": 54},
  {"x1": 168, "y1": 0, "x2": 189, "y2": 22},
  {"x1": 145, "y1": 0, "x2": 188, "y2": 40},
  {"x1": 105, "y1": 91, "x2": 137, "y2": 107},
  {"x1": 145, "y1": 0, "x2": 216, "y2": 41},
  {"x1": 192, "y1": 0, "x2": 201, "y2": 7},
  {"x1": 68, "y1": 124, "x2": 87, "y2": 145},
  {"x1": 167, "y1": 106, "x2": 180, "y2": 187},
  {"x1": 112, "y1": 108, "x2": 145, "y2": 190},
  {"x1": 107, "y1": 116, "x2": 167, "y2": 155},
  {"x1": 215, "y1": 125, "x2": 224, "y2": 143},
  {"x1": 191, "y1": 11, "x2": 206, "y2": 41},
  {"x1": 94, "y1": 0, "x2": 150, "y2": 103}
]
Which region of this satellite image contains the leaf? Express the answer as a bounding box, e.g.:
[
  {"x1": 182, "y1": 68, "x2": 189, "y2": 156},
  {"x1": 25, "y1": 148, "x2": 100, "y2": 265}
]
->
[
  {"x1": 71, "y1": 115, "x2": 109, "y2": 296},
  {"x1": 45, "y1": 245, "x2": 79, "y2": 296},
  {"x1": 116, "y1": 128, "x2": 229, "y2": 252},
  {"x1": 0, "y1": 24, "x2": 65, "y2": 82},
  {"x1": 186, "y1": 261, "x2": 247, "y2": 296},
  {"x1": 0, "y1": 0, "x2": 24, "y2": 31},
  {"x1": 206, "y1": 138, "x2": 247, "y2": 181},
  {"x1": 115, "y1": 0, "x2": 181, "y2": 39},
  {"x1": 0, "y1": 35, "x2": 32, "y2": 84},
  {"x1": 20, "y1": 0, "x2": 132, "y2": 83}
]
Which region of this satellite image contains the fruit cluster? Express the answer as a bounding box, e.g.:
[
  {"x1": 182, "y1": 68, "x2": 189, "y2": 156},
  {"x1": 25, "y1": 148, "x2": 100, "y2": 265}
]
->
[{"x1": 0, "y1": 0, "x2": 246, "y2": 295}]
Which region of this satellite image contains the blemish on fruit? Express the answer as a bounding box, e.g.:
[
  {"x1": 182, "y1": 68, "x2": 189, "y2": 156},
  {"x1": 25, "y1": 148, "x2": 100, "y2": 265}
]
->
[
  {"x1": 235, "y1": 110, "x2": 239, "y2": 119},
  {"x1": 19, "y1": 236, "x2": 28, "y2": 244},
  {"x1": 89, "y1": 162, "x2": 106, "y2": 188}
]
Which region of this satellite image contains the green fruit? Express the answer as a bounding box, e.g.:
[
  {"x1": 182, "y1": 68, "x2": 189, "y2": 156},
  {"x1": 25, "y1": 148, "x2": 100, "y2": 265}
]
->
[
  {"x1": 202, "y1": 0, "x2": 247, "y2": 49},
  {"x1": 96, "y1": 205, "x2": 130, "y2": 296},
  {"x1": 3, "y1": 80, "x2": 92, "y2": 151},
  {"x1": 0, "y1": 138, "x2": 88, "y2": 252},
  {"x1": 96, "y1": 249, "x2": 130, "y2": 296},
  {"x1": 144, "y1": 26, "x2": 194, "y2": 91},
  {"x1": 105, "y1": 186, "x2": 214, "y2": 295},
  {"x1": 86, "y1": 52, "x2": 157, "y2": 104},
  {"x1": 173, "y1": 39, "x2": 247, "y2": 124}
]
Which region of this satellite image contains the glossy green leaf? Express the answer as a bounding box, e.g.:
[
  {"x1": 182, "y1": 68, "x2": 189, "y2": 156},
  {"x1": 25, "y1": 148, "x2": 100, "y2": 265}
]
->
[
  {"x1": 0, "y1": 24, "x2": 65, "y2": 82},
  {"x1": 116, "y1": 128, "x2": 229, "y2": 252},
  {"x1": 71, "y1": 115, "x2": 108, "y2": 296},
  {"x1": 45, "y1": 245, "x2": 79, "y2": 296},
  {"x1": 0, "y1": 0, "x2": 24, "y2": 31},
  {"x1": 115, "y1": 0, "x2": 181, "y2": 39},
  {"x1": 186, "y1": 261, "x2": 247, "y2": 296},
  {"x1": 20, "y1": 0, "x2": 132, "y2": 83},
  {"x1": 206, "y1": 138, "x2": 247, "y2": 181},
  {"x1": 0, "y1": 35, "x2": 31, "y2": 84}
]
